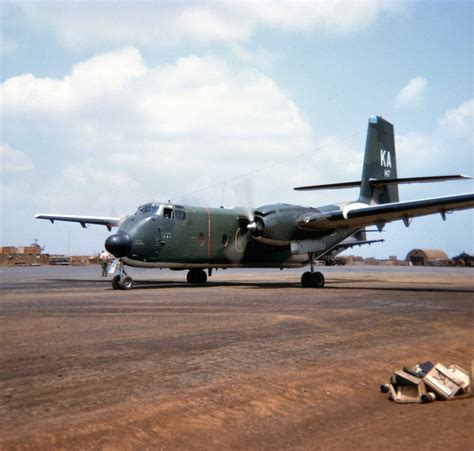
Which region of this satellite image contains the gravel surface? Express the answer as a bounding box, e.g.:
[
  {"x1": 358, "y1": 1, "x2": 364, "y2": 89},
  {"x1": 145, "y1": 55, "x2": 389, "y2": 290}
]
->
[{"x1": 1, "y1": 266, "x2": 472, "y2": 450}]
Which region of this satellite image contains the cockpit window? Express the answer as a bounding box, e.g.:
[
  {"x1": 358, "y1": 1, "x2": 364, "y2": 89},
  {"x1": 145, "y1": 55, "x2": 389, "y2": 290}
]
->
[
  {"x1": 136, "y1": 204, "x2": 158, "y2": 215},
  {"x1": 163, "y1": 207, "x2": 174, "y2": 219},
  {"x1": 135, "y1": 203, "x2": 183, "y2": 218}
]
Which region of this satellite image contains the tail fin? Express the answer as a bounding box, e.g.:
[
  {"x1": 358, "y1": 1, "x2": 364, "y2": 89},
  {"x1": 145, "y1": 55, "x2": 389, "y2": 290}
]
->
[{"x1": 358, "y1": 116, "x2": 399, "y2": 205}]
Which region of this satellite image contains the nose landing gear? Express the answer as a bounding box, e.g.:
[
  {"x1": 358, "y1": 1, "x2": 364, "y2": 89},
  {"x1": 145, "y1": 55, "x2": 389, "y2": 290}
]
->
[
  {"x1": 111, "y1": 260, "x2": 134, "y2": 290},
  {"x1": 112, "y1": 274, "x2": 134, "y2": 290}
]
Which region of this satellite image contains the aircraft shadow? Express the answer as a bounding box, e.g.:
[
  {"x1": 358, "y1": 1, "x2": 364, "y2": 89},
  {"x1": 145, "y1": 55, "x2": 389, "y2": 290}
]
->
[{"x1": 46, "y1": 278, "x2": 474, "y2": 294}]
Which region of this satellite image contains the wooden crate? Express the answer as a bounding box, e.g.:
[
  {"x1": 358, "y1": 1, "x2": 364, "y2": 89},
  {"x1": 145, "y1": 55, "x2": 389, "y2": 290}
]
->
[
  {"x1": 423, "y1": 363, "x2": 470, "y2": 399},
  {"x1": 388, "y1": 370, "x2": 427, "y2": 403}
]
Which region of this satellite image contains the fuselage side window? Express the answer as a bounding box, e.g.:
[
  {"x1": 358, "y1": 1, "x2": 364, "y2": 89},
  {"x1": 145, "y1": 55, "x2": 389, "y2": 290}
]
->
[{"x1": 175, "y1": 209, "x2": 186, "y2": 220}]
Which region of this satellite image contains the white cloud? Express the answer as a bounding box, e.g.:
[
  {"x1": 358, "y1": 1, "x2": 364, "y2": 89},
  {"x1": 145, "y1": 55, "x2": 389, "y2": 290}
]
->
[
  {"x1": 39, "y1": 158, "x2": 143, "y2": 214},
  {"x1": 140, "y1": 66, "x2": 310, "y2": 138},
  {"x1": 0, "y1": 143, "x2": 33, "y2": 172},
  {"x1": 232, "y1": 45, "x2": 277, "y2": 69},
  {"x1": 18, "y1": 1, "x2": 405, "y2": 50},
  {"x1": 438, "y1": 98, "x2": 474, "y2": 143},
  {"x1": 176, "y1": 7, "x2": 253, "y2": 42},
  {"x1": 395, "y1": 132, "x2": 443, "y2": 174},
  {"x1": 0, "y1": 47, "x2": 145, "y2": 115},
  {"x1": 395, "y1": 98, "x2": 473, "y2": 177},
  {"x1": 4, "y1": 46, "x2": 467, "y2": 225},
  {"x1": 241, "y1": 0, "x2": 403, "y2": 33},
  {"x1": 1, "y1": 48, "x2": 316, "y2": 210},
  {"x1": 395, "y1": 76, "x2": 428, "y2": 109}
]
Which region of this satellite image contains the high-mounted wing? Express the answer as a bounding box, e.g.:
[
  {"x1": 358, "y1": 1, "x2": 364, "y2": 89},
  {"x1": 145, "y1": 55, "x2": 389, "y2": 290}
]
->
[
  {"x1": 297, "y1": 193, "x2": 474, "y2": 232},
  {"x1": 35, "y1": 214, "x2": 123, "y2": 231}
]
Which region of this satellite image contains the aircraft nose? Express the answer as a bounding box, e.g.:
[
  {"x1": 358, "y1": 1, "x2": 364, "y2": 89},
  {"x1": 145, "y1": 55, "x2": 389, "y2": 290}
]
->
[{"x1": 105, "y1": 232, "x2": 132, "y2": 258}]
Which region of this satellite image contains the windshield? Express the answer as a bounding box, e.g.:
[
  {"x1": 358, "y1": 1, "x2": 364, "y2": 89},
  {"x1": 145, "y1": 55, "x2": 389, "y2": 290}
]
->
[{"x1": 135, "y1": 204, "x2": 159, "y2": 215}]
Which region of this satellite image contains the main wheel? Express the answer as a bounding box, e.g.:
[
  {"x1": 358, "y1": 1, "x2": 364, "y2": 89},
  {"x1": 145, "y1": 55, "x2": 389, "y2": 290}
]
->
[
  {"x1": 311, "y1": 271, "x2": 325, "y2": 288},
  {"x1": 119, "y1": 275, "x2": 134, "y2": 290},
  {"x1": 187, "y1": 269, "x2": 207, "y2": 284},
  {"x1": 301, "y1": 271, "x2": 325, "y2": 288},
  {"x1": 301, "y1": 271, "x2": 313, "y2": 288}
]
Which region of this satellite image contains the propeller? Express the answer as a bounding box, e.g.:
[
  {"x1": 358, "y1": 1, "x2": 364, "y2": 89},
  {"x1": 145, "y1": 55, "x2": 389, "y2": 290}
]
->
[
  {"x1": 233, "y1": 179, "x2": 289, "y2": 247},
  {"x1": 234, "y1": 178, "x2": 255, "y2": 223},
  {"x1": 223, "y1": 179, "x2": 257, "y2": 263},
  {"x1": 247, "y1": 216, "x2": 264, "y2": 237}
]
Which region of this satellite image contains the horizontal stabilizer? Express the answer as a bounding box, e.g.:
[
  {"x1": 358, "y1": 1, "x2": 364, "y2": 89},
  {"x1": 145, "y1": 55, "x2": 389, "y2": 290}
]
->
[
  {"x1": 370, "y1": 174, "x2": 471, "y2": 186},
  {"x1": 294, "y1": 181, "x2": 361, "y2": 191},
  {"x1": 294, "y1": 175, "x2": 470, "y2": 191}
]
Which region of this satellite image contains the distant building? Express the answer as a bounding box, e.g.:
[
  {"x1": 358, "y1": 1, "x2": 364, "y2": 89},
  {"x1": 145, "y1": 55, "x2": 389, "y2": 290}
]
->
[
  {"x1": 406, "y1": 249, "x2": 450, "y2": 266},
  {"x1": 0, "y1": 246, "x2": 45, "y2": 266},
  {"x1": 0, "y1": 246, "x2": 94, "y2": 266}
]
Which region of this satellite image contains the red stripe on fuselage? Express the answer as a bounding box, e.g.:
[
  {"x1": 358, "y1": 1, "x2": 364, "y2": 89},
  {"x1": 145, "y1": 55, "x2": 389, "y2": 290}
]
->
[{"x1": 206, "y1": 208, "x2": 212, "y2": 258}]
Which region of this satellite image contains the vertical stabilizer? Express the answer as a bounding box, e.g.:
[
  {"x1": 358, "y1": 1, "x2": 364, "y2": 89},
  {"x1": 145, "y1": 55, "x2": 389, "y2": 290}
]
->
[{"x1": 359, "y1": 116, "x2": 399, "y2": 205}]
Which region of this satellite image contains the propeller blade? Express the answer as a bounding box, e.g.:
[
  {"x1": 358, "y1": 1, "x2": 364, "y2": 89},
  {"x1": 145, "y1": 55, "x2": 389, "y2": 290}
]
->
[{"x1": 233, "y1": 179, "x2": 255, "y2": 222}]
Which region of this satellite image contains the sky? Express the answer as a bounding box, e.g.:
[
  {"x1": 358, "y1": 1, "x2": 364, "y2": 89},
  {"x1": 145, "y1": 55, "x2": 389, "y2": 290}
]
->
[{"x1": 1, "y1": 0, "x2": 473, "y2": 259}]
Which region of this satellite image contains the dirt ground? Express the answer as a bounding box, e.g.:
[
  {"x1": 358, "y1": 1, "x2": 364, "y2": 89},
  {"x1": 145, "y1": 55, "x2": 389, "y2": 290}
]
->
[{"x1": 0, "y1": 266, "x2": 473, "y2": 450}]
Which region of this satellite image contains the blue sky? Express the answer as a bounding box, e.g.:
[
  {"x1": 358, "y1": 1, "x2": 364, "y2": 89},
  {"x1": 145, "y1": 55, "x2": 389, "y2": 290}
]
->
[{"x1": 1, "y1": 1, "x2": 472, "y2": 259}]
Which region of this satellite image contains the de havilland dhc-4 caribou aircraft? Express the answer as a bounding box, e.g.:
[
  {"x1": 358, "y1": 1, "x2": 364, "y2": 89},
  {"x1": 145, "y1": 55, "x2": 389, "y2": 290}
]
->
[{"x1": 36, "y1": 116, "x2": 474, "y2": 289}]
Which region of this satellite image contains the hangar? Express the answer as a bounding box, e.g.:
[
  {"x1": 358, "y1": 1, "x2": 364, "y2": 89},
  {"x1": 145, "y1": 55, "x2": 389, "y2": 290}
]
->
[{"x1": 406, "y1": 249, "x2": 449, "y2": 266}]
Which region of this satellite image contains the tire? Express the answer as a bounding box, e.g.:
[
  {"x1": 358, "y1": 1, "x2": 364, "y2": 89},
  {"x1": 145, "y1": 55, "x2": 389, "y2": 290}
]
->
[
  {"x1": 301, "y1": 271, "x2": 325, "y2": 288},
  {"x1": 301, "y1": 271, "x2": 313, "y2": 288},
  {"x1": 421, "y1": 393, "x2": 436, "y2": 403},
  {"x1": 311, "y1": 271, "x2": 325, "y2": 288},
  {"x1": 196, "y1": 270, "x2": 207, "y2": 284},
  {"x1": 187, "y1": 269, "x2": 207, "y2": 284},
  {"x1": 112, "y1": 275, "x2": 121, "y2": 290},
  {"x1": 120, "y1": 276, "x2": 134, "y2": 290}
]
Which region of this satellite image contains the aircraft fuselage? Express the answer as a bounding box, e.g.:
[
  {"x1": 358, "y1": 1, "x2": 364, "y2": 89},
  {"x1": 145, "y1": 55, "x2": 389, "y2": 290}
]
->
[{"x1": 107, "y1": 202, "x2": 352, "y2": 270}]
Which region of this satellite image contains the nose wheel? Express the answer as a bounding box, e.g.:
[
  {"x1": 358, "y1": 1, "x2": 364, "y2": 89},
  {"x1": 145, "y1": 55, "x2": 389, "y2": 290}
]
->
[
  {"x1": 112, "y1": 275, "x2": 134, "y2": 290},
  {"x1": 111, "y1": 260, "x2": 134, "y2": 290}
]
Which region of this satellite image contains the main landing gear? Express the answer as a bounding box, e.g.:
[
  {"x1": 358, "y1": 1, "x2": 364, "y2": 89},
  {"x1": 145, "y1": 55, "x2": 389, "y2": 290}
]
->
[
  {"x1": 186, "y1": 269, "x2": 207, "y2": 284},
  {"x1": 301, "y1": 253, "x2": 325, "y2": 288},
  {"x1": 301, "y1": 271, "x2": 325, "y2": 288}
]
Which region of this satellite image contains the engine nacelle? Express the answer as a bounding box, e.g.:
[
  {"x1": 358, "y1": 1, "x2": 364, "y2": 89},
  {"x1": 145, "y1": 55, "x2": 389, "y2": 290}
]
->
[{"x1": 247, "y1": 212, "x2": 297, "y2": 244}]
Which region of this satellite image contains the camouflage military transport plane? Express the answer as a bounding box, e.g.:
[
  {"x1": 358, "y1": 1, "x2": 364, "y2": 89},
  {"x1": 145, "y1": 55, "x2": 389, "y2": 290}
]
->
[{"x1": 36, "y1": 116, "x2": 474, "y2": 289}]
